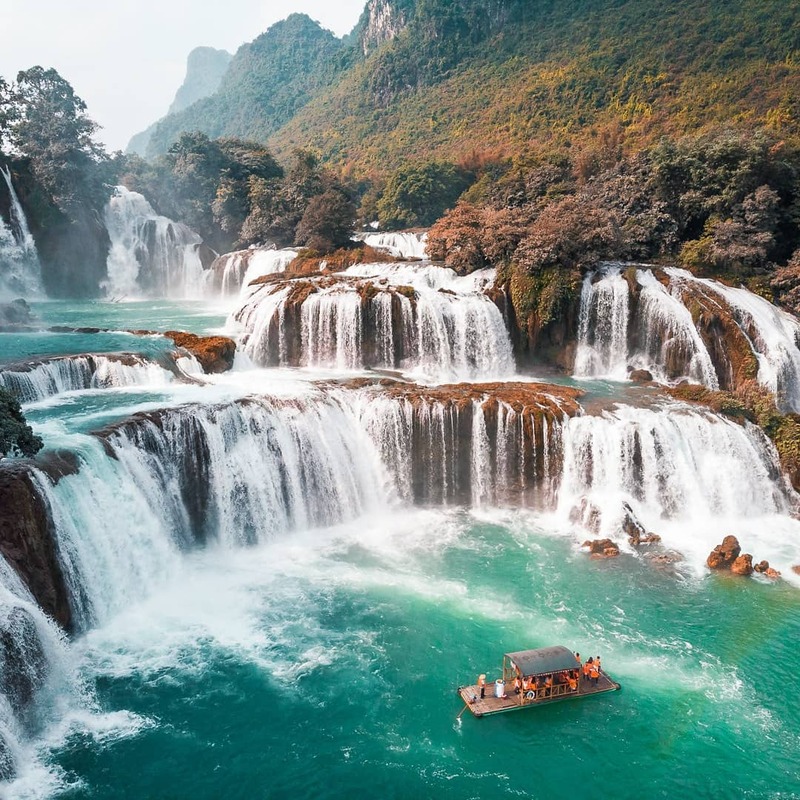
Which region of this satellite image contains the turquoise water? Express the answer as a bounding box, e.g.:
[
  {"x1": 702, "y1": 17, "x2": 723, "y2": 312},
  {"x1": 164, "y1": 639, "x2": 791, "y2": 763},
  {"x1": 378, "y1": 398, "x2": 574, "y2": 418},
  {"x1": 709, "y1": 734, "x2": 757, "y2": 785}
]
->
[
  {"x1": 0, "y1": 301, "x2": 228, "y2": 364},
  {"x1": 40, "y1": 513, "x2": 800, "y2": 799},
  {"x1": 3, "y1": 303, "x2": 800, "y2": 799}
]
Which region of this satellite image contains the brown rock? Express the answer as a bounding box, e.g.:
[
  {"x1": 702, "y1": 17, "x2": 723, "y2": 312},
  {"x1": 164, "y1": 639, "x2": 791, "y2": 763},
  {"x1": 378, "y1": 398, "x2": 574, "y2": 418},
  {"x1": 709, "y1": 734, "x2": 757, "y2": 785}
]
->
[
  {"x1": 731, "y1": 553, "x2": 754, "y2": 576},
  {"x1": 0, "y1": 466, "x2": 73, "y2": 631},
  {"x1": 582, "y1": 539, "x2": 620, "y2": 558},
  {"x1": 707, "y1": 536, "x2": 741, "y2": 570},
  {"x1": 765, "y1": 568, "x2": 781, "y2": 579},
  {"x1": 793, "y1": 566, "x2": 800, "y2": 576},
  {"x1": 629, "y1": 369, "x2": 654, "y2": 383},
  {"x1": 164, "y1": 331, "x2": 236, "y2": 374},
  {"x1": 753, "y1": 560, "x2": 770, "y2": 574}
]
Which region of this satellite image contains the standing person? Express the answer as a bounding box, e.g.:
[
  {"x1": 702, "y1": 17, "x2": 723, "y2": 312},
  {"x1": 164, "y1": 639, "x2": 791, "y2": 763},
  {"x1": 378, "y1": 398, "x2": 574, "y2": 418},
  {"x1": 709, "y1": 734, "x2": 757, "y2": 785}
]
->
[
  {"x1": 589, "y1": 660, "x2": 600, "y2": 686},
  {"x1": 583, "y1": 656, "x2": 593, "y2": 683},
  {"x1": 513, "y1": 675, "x2": 522, "y2": 695},
  {"x1": 478, "y1": 674, "x2": 486, "y2": 699},
  {"x1": 575, "y1": 652, "x2": 581, "y2": 665},
  {"x1": 596, "y1": 656, "x2": 602, "y2": 674}
]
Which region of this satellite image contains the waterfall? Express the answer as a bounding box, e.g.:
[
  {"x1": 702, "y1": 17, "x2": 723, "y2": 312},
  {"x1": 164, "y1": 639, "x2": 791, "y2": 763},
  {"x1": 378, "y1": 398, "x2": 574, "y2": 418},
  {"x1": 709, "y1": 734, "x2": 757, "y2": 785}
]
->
[
  {"x1": 667, "y1": 268, "x2": 800, "y2": 412},
  {"x1": 0, "y1": 167, "x2": 44, "y2": 300},
  {"x1": 358, "y1": 231, "x2": 428, "y2": 260},
  {"x1": 0, "y1": 354, "x2": 187, "y2": 404},
  {"x1": 572, "y1": 264, "x2": 800, "y2": 410},
  {"x1": 103, "y1": 187, "x2": 206, "y2": 299},
  {"x1": 558, "y1": 402, "x2": 795, "y2": 564},
  {"x1": 632, "y1": 269, "x2": 719, "y2": 388},
  {"x1": 0, "y1": 554, "x2": 74, "y2": 782},
  {"x1": 234, "y1": 266, "x2": 515, "y2": 381},
  {"x1": 206, "y1": 247, "x2": 299, "y2": 298},
  {"x1": 573, "y1": 265, "x2": 630, "y2": 379}
]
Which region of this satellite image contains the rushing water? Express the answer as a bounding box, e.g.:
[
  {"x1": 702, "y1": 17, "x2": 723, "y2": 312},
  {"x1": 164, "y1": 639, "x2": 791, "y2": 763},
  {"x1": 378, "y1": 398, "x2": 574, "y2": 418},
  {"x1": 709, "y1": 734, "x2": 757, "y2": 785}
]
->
[
  {"x1": 0, "y1": 167, "x2": 44, "y2": 300},
  {"x1": 104, "y1": 188, "x2": 208, "y2": 300},
  {"x1": 574, "y1": 263, "x2": 800, "y2": 412},
  {"x1": 1, "y1": 293, "x2": 800, "y2": 799}
]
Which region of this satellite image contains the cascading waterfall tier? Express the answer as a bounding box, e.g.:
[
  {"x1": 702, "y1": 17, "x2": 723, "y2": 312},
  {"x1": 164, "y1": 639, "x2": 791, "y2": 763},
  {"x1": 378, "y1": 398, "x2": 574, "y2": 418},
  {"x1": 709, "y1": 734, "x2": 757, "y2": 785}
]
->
[
  {"x1": 0, "y1": 352, "x2": 194, "y2": 404},
  {"x1": 25, "y1": 380, "x2": 580, "y2": 627},
  {"x1": 574, "y1": 263, "x2": 800, "y2": 411},
  {"x1": 0, "y1": 167, "x2": 44, "y2": 300},
  {"x1": 104, "y1": 187, "x2": 209, "y2": 299},
  {"x1": 233, "y1": 265, "x2": 515, "y2": 381},
  {"x1": 205, "y1": 247, "x2": 299, "y2": 298},
  {"x1": 356, "y1": 231, "x2": 428, "y2": 260}
]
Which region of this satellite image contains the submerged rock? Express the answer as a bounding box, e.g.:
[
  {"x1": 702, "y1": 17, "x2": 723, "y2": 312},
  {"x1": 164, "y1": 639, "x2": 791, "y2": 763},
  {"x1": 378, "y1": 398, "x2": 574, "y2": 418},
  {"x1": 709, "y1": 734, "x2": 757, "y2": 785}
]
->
[
  {"x1": 164, "y1": 331, "x2": 236, "y2": 374},
  {"x1": 582, "y1": 539, "x2": 620, "y2": 558},
  {"x1": 707, "y1": 536, "x2": 741, "y2": 570},
  {"x1": 0, "y1": 299, "x2": 36, "y2": 331}
]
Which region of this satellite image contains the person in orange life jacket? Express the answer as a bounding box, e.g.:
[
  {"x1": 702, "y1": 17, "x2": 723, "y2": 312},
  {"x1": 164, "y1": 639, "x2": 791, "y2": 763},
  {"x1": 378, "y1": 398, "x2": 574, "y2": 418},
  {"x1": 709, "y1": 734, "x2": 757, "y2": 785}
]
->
[
  {"x1": 583, "y1": 656, "x2": 593, "y2": 682},
  {"x1": 513, "y1": 675, "x2": 521, "y2": 695},
  {"x1": 589, "y1": 661, "x2": 600, "y2": 686},
  {"x1": 596, "y1": 656, "x2": 602, "y2": 674}
]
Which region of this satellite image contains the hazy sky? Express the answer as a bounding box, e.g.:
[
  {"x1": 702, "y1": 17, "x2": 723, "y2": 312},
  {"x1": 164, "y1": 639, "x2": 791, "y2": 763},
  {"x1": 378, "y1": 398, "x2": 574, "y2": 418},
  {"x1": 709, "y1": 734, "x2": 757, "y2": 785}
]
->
[{"x1": 0, "y1": 0, "x2": 366, "y2": 151}]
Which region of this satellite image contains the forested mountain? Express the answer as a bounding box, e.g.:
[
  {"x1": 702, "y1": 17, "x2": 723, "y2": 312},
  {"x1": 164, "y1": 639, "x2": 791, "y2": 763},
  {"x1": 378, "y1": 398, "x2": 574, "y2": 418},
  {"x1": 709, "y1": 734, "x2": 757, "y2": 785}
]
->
[
  {"x1": 127, "y1": 47, "x2": 232, "y2": 156},
  {"x1": 132, "y1": 0, "x2": 800, "y2": 173},
  {"x1": 134, "y1": 14, "x2": 353, "y2": 158}
]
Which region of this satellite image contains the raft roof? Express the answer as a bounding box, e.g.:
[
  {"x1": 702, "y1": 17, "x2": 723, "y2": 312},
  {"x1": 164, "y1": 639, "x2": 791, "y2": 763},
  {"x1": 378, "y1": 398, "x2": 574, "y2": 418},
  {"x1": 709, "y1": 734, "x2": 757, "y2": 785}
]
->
[{"x1": 505, "y1": 646, "x2": 577, "y2": 676}]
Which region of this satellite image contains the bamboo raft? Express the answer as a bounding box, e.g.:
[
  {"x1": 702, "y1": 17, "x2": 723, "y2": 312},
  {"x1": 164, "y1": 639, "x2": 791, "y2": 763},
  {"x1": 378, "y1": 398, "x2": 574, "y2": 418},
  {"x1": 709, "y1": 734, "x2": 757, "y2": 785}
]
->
[{"x1": 457, "y1": 646, "x2": 621, "y2": 718}]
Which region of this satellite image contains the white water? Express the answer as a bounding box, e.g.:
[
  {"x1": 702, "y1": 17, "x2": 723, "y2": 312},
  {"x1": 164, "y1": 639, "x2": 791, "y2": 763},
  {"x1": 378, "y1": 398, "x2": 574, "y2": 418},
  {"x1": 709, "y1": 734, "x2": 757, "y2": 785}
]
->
[
  {"x1": 0, "y1": 554, "x2": 75, "y2": 788},
  {"x1": 0, "y1": 354, "x2": 187, "y2": 404},
  {"x1": 0, "y1": 167, "x2": 44, "y2": 300},
  {"x1": 667, "y1": 268, "x2": 800, "y2": 411},
  {"x1": 358, "y1": 231, "x2": 428, "y2": 260},
  {"x1": 207, "y1": 247, "x2": 298, "y2": 298},
  {"x1": 558, "y1": 402, "x2": 799, "y2": 570},
  {"x1": 103, "y1": 187, "x2": 207, "y2": 299},
  {"x1": 233, "y1": 264, "x2": 514, "y2": 382},
  {"x1": 574, "y1": 265, "x2": 630, "y2": 380},
  {"x1": 574, "y1": 264, "x2": 800, "y2": 409}
]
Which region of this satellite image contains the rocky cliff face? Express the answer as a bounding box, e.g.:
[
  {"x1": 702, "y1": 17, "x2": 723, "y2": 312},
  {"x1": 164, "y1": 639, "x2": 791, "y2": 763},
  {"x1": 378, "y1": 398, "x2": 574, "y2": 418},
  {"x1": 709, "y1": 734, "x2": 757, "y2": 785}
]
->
[
  {"x1": 0, "y1": 464, "x2": 74, "y2": 630},
  {"x1": 168, "y1": 47, "x2": 233, "y2": 115},
  {"x1": 128, "y1": 47, "x2": 232, "y2": 155},
  {"x1": 359, "y1": 0, "x2": 413, "y2": 53}
]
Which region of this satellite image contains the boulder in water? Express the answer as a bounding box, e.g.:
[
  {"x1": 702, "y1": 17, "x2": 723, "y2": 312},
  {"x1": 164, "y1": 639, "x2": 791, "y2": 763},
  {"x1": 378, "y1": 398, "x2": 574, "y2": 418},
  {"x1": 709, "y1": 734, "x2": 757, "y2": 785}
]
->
[
  {"x1": 707, "y1": 536, "x2": 741, "y2": 570},
  {"x1": 582, "y1": 539, "x2": 620, "y2": 558},
  {"x1": 165, "y1": 331, "x2": 236, "y2": 374},
  {"x1": 0, "y1": 299, "x2": 35, "y2": 331},
  {"x1": 629, "y1": 369, "x2": 654, "y2": 384},
  {"x1": 754, "y1": 560, "x2": 781, "y2": 579},
  {"x1": 731, "y1": 553, "x2": 754, "y2": 576}
]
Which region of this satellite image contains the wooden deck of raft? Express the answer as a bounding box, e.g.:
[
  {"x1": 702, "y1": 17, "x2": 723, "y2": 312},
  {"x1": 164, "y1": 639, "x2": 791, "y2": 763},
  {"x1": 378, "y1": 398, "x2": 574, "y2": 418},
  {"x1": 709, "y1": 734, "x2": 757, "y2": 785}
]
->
[{"x1": 458, "y1": 673, "x2": 621, "y2": 717}]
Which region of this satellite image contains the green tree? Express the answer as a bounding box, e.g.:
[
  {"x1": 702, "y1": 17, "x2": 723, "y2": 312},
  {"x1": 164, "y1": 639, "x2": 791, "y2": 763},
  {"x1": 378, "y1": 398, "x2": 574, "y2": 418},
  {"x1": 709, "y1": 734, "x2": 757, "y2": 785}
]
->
[
  {"x1": 377, "y1": 162, "x2": 472, "y2": 229},
  {"x1": 0, "y1": 67, "x2": 109, "y2": 214},
  {"x1": 0, "y1": 389, "x2": 42, "y2": 459},
  {"x1": 295, "y1": 189, "x2": 356, "y2": 253}
]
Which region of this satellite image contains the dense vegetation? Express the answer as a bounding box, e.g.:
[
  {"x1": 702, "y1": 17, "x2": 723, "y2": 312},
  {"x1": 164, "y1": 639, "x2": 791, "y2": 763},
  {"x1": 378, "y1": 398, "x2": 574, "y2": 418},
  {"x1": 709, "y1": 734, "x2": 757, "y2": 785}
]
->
[
  {"x1": 0, "y1": 388, "x2": 42, "y2": 459},
  {"x1": 124, "y1": 137, "x2": 357, "y2": 254},
  {"x1": 0, "y1": 67, "x2": 116, "y2": 295},
  {"x1": 271, "y1": 0, "x2": 800, "y2": 174},
  {"x1": 427, "y1": 129, "x2": 800, "y2": 338}
]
